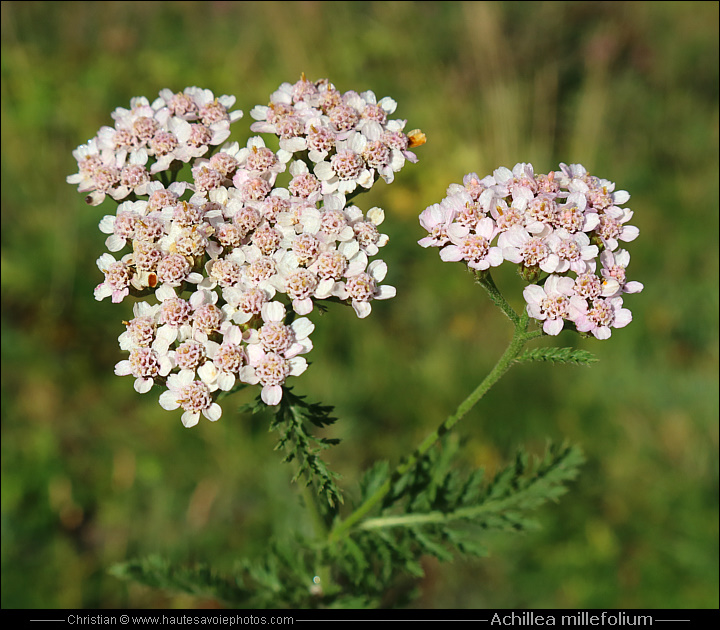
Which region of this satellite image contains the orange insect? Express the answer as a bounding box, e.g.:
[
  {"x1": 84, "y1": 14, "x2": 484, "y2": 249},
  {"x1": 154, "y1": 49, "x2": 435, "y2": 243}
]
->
[{"x1": 407, "y1": 129, "x2": 427, "y2": 148}]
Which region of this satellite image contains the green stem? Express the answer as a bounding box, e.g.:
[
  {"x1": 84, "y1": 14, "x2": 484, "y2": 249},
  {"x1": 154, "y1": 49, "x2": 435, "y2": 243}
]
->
[
  {"x1": 474, "y1": 271, "x2": 520, "y2": 324},
  {"x1": 358, "y1": 499, "x2": 504, "y2": 530},
  {"x1": 299, "y1": 480, "x2": 333, "y2": 592},
  {"x1": 328, "y1": 310, "x2": 536, "y2": 544},
  {"x1": 299, "y1": 479, "x2": 329, "y2": 538}
]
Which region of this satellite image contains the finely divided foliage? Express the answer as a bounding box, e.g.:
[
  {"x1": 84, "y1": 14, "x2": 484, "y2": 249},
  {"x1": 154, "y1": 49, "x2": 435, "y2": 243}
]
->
[
  {"x1": 110, "y1": 440, "x2": 584, "y2": 608},
  {"x1": 333, "y1": 439, "x2": 584, "y2": 599}
]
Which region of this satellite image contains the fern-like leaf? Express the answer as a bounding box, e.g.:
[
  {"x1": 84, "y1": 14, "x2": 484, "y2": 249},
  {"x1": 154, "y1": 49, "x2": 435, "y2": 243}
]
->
[
  {"x1": 242, "y1": 387, "x2": 343, "y2": 511},
  {"x1": 109, "y1": 555, "x2": 250, "y2": 606},
  {"x1": 331, "y1": 438, "x2": 584, "y2": 598},
  {"x1": 516, "y1": 347, "x2": 598, "y2": 366}
]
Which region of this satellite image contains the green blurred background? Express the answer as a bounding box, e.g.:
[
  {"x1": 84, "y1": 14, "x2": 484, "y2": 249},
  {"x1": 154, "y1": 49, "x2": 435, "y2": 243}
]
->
[{"x1": 2, "y1": 1, "x2": 718, "y2": 610}]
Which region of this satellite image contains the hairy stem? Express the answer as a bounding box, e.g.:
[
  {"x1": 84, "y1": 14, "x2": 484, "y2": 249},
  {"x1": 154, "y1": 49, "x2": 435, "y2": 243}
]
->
[{"x1": 474, "y1": 270, "x2": 520, "y2": 324}]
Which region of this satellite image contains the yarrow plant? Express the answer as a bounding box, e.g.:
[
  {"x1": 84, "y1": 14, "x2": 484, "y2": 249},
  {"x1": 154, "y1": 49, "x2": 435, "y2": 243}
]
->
[{"x1": 69, "y1": 77, "x2": 641, "y2": 610}]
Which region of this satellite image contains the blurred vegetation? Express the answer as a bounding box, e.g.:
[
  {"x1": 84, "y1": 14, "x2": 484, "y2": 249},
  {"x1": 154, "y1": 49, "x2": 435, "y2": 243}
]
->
[{"x1": 1, "y1": 0, "x2": 717, "y2": 610}]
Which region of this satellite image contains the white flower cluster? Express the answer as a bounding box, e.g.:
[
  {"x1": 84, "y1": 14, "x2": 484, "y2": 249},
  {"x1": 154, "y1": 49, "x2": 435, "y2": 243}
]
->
[
  {"x1": 67, "y1": 87, "x2": 243, "y2": 206},
  {"x1": 69, "y1": 78, "x2": 422, "y2": 426},
  {"x1": 419, "y1": 163, "x2": 643, "y2": 339},
  {"x1": 249, "y1": 74, "x2": 422, "y2": 192}
]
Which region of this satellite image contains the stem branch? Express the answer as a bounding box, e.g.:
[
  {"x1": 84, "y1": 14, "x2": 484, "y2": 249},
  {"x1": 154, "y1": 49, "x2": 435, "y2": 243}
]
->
[
  {"x1": 328, "y1": 311, "x2": 535, "y2": 544},
  {"x1": 474, "y1": 271, "x2": 520, "y2": 324}
]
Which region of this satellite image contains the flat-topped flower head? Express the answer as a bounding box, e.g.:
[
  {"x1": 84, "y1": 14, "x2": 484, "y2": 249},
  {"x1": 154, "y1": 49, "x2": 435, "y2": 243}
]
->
[
  {"x1": 69, "y1": 87, "x2": 244, "y2": 205},
  {"x1": 250, "y1": 76, "x2": 422, "y2": 185},
  {"x1": 71, "y1": 78, "x2": 421, "y2": 418},
  {"x1": 420, "y1": 163, "x2": 642, "y2": 339}
]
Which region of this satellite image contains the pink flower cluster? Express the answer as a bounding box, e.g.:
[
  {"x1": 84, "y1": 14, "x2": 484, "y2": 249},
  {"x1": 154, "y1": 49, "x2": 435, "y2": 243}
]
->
[
  {"x1": 67, "y1": 87, "x2": 243, "y2": 206},
  {"x1": 249, "y1": 75, "x2": 422, "y2": 192},
  {"x1": 419, "y1": 163, "x2": 643, "y2": 339},
  {"x1": 69, "y1": 78, "x2": 421, "y2": 425}
]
